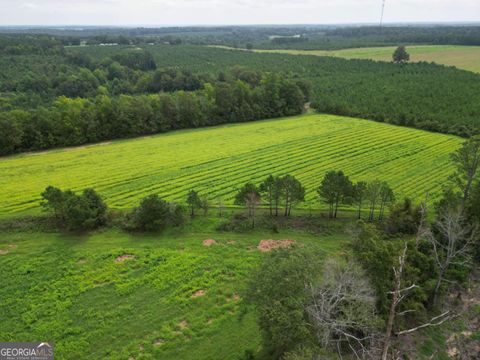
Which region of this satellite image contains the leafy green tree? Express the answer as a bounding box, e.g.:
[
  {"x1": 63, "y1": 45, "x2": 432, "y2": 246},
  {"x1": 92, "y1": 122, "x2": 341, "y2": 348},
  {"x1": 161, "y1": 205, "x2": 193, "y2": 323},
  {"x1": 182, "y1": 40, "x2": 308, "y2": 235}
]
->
[
  {"x1": 41, "y1": 186, "x2": 107, "y2": 230},
  {"x1": 378, "y1": 182, "x2": 395, "y2": 221},
  {"x1": 259, "y1": 175, "x2": 279, "y2": 216},
  {"x1": 318, "y1": 170, "x2": 353, "y2": 218},
  {"x1": 450, "y1": 135, "x2": 480, "y2": 212},
  {"x1": 0, "y1": 114, "x2": 23, "y2": 155},
  {"x1": 41, "y1": 186, "x2": 67, "y2": 220},
  {"x1": 279, "y1": 175, "x2": 305, "y2": 216},
  {"x1": 186, "y1": 190, "x2": 202, "y2": 217},
  {"x1": 129, "y1": 194, "x2": 170, "y2": 231},
  {"x1": 169, "y1": 203, "x2": 186, "y2": 227},
  {"x1": 366, "y1": 180, "x2": 382, "y2": 221},
  {"x1": 64, "y1": 188, "x2": 107, "y2": 230},
  {"x1": 385, "y1": 198, "x2": 421, "y2": 235},
  {"x1": 353, "y1": 181, "x2": 368, "y2": 219},
  {"x1": 235, "y1": 183, "x2": 261, "y2": 222},
  {"x1": 352, "y1": 222, "x2": 437, "y2": 318},
  {"x1": 393, "y1": 46, "x2": 410, "y2": 63},
  {"x1": 199, "y1": 195, "x2": 211, "y2": 216},
  {"x1": 246, "y1": 247, "x2": 319, "y2": 358}
]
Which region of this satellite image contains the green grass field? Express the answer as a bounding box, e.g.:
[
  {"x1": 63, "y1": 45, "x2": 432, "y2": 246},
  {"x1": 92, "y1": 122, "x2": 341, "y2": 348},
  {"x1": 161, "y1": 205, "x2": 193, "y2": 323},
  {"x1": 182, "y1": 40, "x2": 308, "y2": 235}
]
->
[
  {"x1": 0, "y1": 114, "x2": 462, "y2": 216},
  {"x1": 0, "y1": 218, "x2": 348, "y2": 359},
  {"x1": 214, "y1": 45, "x2": 480, "y2": 73}
]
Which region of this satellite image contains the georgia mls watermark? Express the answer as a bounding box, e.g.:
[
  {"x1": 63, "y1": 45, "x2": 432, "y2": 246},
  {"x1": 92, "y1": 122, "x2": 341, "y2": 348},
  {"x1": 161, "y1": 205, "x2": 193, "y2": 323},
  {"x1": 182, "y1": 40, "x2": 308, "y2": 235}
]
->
[{"x1": 0, "y1": 343, "x2": 53, "y2": 360}]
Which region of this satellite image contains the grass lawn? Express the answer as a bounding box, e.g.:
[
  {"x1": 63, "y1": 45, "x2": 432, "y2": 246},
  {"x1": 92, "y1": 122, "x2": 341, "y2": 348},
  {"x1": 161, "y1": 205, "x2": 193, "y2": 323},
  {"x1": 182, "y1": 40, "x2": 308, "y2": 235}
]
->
[
  {"x1": 0, "y1": 114, "x2": 461, "y2": 216},
  {"x1": 0, "y1": 216, "x2": 349, "y2": 359},
  {"x1": 213, "y1": 45, "x2": 480, "y2": 73}
]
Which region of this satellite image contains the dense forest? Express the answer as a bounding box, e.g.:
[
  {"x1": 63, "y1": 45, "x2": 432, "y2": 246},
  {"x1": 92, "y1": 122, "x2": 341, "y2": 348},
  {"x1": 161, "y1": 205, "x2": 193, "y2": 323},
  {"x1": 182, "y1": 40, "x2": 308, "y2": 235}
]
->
[
  {"x1": 2, "y1": 25, "x2": 480, "y2": 49},
  {"x1": 1, "y1": 35, "x2": 480, "y2": 156},
  {"x1": 0, "y1": 27, "x2": 480, "y2": 155}
]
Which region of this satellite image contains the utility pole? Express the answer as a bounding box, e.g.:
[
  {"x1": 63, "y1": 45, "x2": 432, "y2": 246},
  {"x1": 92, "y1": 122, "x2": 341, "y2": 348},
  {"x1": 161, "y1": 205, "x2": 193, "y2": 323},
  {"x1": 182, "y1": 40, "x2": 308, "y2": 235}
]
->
[{"x1": 380, "y1": 0, "x2": 386, "y2": 29}]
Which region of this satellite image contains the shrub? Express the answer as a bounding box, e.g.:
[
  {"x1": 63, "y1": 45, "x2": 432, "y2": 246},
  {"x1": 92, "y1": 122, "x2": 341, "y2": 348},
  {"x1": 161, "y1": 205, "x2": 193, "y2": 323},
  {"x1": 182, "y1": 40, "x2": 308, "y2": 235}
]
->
[
  {"x1": 125, "y1": 194, "x2": 186, "y2": 232},
  {"x1": 41, "y1": 186, "x2": 107, "y2": 231}
]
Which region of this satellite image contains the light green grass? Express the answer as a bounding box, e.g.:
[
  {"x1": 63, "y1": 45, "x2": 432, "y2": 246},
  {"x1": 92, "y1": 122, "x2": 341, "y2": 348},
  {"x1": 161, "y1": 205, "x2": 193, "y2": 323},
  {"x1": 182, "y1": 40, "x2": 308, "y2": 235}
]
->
[
  {"x1": 0, "y1": 221, "x2": 348, "y2": 359},
  {"x1": 213, "y1": 45, "x2": 480, "y2": 73},
  {"x1": 0, "y1": 114, "x2": 461, "y2": 215}
]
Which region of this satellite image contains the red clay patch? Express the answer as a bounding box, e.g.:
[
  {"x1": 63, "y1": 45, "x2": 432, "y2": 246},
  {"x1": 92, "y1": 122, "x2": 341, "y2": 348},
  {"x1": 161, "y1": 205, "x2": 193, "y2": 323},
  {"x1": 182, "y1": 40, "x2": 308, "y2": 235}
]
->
[
  {"x1": 257, "y1": 239, "x2": 296, "y2": 252},
  {"x1": 115, "y1": 254, "x2": 135, "y2": 263},
  {"x1": 203, "y1": 239, "x2": 217, "y2": 247},
  {"x1": 192, "y1": 290, "x2": 206, "y2": 298}
]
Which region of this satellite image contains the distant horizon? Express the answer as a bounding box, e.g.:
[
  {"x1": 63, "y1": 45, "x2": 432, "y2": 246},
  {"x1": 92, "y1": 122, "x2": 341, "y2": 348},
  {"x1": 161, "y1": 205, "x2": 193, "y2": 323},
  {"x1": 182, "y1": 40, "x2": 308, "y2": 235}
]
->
[{"x1": 1, "y1": 21, "x2": 480, "y2": 29}]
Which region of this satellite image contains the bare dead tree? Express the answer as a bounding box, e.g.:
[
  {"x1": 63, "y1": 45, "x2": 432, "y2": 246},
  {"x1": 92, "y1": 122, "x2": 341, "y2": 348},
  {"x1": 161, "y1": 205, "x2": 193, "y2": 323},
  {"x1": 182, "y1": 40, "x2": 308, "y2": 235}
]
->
[
  {"x1": 381, "y1": 242, "x2": 453, "y2": 360},
  {"x1": 427, "y1": 209, "x2": 476, "y2": 306},
  {"x1": 306, "y1": 259, "x2": 382, "y2": 359},
  {"x1": 381, "y1": 242, "x2": 410, "y2": 360}
]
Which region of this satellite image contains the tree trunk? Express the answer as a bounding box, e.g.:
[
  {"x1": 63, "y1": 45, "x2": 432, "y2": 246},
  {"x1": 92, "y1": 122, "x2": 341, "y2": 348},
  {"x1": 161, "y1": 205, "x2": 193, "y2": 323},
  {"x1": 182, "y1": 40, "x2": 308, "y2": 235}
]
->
[
  {"x1": 334, "y1": 197, "x2": 339, "y2": 219},
  {"x1": 269, "y1": 191, "x2": 273, "y2": 216},
  {"x1": 369, "y1": 201, "x2": 376, "y2": 221},
  {"x1": 433, "y1": 268, "x2": 446, "y2": 307},
  {"x1": 284, "y1": 194, "x2": 289, "y2": 217},
  {"x1": 379, "y1": 200, "x2": 385, "y2": 221},
  {"x1": 252, "y1": 206, "x2": 256, "y2": 229},
  {"x1": 382, "y1": 243, "x2": 407, "y2": 360}
]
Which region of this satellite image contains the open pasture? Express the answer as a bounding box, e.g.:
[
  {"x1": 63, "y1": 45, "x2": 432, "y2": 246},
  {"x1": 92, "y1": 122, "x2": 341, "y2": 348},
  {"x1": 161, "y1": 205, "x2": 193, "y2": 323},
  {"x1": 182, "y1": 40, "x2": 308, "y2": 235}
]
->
[
  {"x1": 226, "y1": 45, "x2": 480, "y2": 73},
  {"x1": 0, "y1": 223, "x2": 347, "y2": 359},
  {"x1": 0, "y1": 114, "x2": 462, "y2": 215}
]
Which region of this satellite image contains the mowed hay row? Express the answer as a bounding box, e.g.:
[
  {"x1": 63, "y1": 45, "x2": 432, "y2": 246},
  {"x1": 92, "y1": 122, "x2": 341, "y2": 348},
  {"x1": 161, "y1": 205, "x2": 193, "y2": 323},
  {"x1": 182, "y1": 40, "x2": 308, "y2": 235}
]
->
[{"x1": 0, "y1": 114, "x2": 462, "y2": 215}]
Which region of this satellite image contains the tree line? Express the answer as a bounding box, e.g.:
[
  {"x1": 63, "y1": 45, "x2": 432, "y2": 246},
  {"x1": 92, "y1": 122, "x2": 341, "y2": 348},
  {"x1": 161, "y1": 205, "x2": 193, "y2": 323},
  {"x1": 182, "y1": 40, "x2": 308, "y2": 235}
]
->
[
  {"x1": 0, "y1": 71, "x2": 310, "y2": 155},
  {"x1": 40, "y1": 169, "x2": 397, "y2": 232}
]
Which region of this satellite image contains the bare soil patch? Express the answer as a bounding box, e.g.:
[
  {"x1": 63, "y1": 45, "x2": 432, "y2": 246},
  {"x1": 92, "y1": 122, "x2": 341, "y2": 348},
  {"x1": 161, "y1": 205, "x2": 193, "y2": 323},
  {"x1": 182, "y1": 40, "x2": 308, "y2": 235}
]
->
[
  {"x1": 153, "y1": 339, "x2": 164, "y2": 347},
  {"x1": 178, "y1": 320, "x2": 188, "y2": 330},
  {"x1": 0, "y1": 249, "x2": 9, "y2": 255},
  {"x1": 203, "y1": 239, "x2": 217, "y2": 247},
  {"x1": 257, "y1": 239, "x2": 296, "y2": 252},
  {"x1": 192, "y1": 289, "x2": 206, "y2": 298},
  {"x1": 115, "y1": 254, "x2": 135, "y2": 263}
]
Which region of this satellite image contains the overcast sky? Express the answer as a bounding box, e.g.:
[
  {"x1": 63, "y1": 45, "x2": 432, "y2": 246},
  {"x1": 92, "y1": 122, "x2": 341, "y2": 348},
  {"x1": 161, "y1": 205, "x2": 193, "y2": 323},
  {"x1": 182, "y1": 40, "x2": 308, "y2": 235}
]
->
[{"x1": 0, "y1": 0, "x2": 479, "y2": 26}]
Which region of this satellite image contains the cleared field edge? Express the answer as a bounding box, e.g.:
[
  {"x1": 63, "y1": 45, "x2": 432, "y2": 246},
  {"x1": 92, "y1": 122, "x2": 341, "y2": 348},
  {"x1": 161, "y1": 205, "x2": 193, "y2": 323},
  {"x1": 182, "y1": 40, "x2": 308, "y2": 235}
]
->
[{"x1": 0, "y1": 114, "x2": 462, "y2": 215}]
